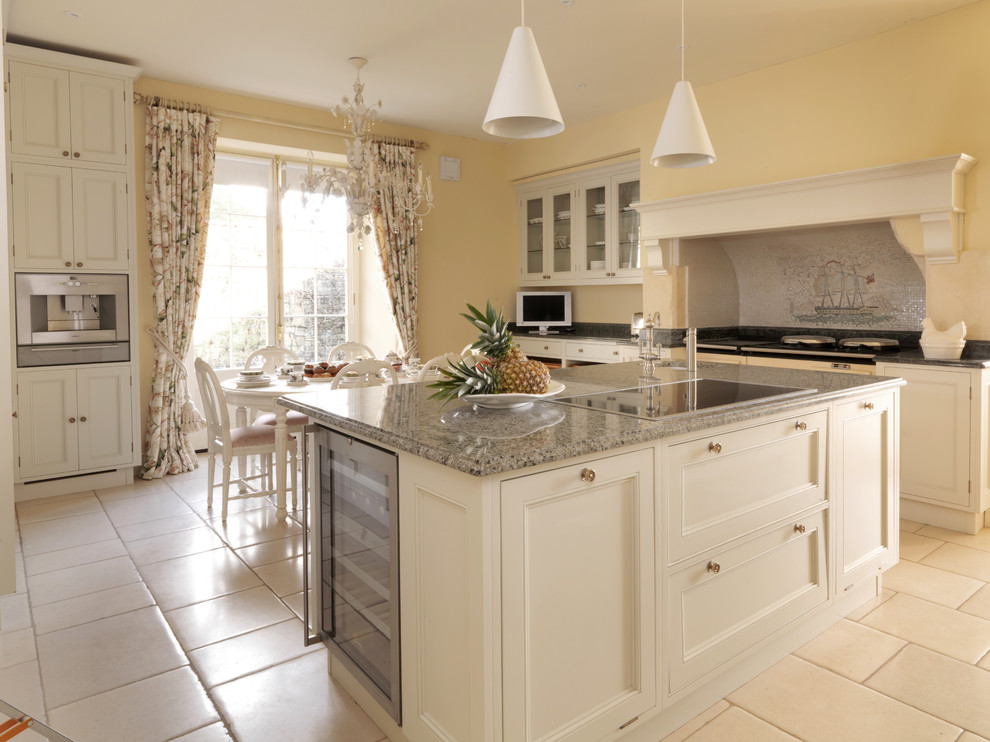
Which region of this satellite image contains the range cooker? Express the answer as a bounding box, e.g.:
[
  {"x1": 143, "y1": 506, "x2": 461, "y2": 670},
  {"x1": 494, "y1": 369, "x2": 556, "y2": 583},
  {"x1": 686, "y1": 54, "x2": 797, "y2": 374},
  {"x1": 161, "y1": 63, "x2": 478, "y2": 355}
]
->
[{"x1": 696, "y1": 334, "x2": 905, "y2": 369}]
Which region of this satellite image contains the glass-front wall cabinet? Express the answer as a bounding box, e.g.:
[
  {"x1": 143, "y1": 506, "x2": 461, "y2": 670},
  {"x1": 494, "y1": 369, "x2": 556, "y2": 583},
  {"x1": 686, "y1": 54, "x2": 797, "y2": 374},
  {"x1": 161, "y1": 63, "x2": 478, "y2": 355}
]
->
[{"x1": 518, "y1": 162, "x2": 641, "y2": 286}]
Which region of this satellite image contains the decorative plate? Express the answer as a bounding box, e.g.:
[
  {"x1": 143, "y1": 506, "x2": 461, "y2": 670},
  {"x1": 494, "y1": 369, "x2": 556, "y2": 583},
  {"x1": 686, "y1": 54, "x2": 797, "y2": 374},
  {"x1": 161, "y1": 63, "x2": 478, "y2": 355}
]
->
[
  {"x1": 235, "y1": 376, "x2": 273, "y2": 388},
  {"x1": 306, "y1": 375, "x2": 335, "y2": 383},
  {"x1": 465, "y1": 381, "x2": 565, "y2": 410}
]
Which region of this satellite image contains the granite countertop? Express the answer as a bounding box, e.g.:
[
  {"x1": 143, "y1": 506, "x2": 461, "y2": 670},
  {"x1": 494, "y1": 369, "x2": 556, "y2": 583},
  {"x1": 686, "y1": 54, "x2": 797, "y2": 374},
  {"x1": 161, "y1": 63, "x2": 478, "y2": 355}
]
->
[
  {"x1": 277, "y1": 362, "x2": 903, "y2": 477},
  {"x1": 872, "y1": 347, "x2": 990, "y2": 369}
]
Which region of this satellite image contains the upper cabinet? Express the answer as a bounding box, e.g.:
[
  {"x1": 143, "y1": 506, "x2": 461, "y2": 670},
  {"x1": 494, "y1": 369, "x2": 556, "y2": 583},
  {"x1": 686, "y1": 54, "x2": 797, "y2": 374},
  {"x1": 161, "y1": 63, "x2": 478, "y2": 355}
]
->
[
  {"x1": 517, "y1": 162, "x2": 641, "y2": 286},
  {"x1": 8, "y1": 61, "x2": 128, "y2": 166}
]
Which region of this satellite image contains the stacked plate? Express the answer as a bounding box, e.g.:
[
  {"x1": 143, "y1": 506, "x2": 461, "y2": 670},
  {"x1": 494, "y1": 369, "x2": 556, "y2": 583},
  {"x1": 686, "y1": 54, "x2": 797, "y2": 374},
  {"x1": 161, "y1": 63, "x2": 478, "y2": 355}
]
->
[
  {"x1": 593, "y1": 203, "x2": 605, "y2": 215},
  {"x1": 235, "y1": 369, "x2": 272, "y2": 387}
]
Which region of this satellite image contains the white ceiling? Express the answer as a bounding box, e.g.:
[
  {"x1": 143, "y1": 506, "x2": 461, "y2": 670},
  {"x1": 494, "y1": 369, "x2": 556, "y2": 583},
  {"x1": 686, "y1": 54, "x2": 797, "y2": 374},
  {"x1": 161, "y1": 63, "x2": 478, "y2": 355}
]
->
[{"x1": 4, "y1": 0, "x2": 980, "y2": 141}]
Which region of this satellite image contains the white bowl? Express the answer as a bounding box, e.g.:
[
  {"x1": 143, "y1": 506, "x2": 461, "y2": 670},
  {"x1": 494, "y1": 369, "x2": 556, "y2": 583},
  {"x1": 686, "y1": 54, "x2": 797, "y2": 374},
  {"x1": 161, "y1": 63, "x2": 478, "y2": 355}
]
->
[
  {"x1": 921, "y1": 340, "x2": 965, "y2": 360},
  {"x1": 589, "y1": 260, "x2": 606, "y2": 269}
]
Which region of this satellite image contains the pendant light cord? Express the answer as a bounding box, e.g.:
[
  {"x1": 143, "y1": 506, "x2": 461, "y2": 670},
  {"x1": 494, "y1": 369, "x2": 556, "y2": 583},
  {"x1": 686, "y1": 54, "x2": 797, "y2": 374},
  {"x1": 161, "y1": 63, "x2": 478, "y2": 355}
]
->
[
  {"x1": 680, "y1": 0, "x2": 686, "y2": 81},
  {"x1": 521, "y1": 0, "x2": 525, "y2": 26}
]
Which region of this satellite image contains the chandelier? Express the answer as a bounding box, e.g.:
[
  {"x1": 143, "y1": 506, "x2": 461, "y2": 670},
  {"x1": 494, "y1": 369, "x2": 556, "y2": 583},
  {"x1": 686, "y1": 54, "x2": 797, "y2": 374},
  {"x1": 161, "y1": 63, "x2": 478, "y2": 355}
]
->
[{"x1": 299, "y1": 57, "x2": 434, "y2": 238}]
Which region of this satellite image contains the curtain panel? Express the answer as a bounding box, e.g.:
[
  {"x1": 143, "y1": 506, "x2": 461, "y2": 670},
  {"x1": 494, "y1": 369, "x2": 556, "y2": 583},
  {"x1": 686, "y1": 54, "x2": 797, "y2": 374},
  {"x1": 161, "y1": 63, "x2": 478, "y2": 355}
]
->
[
  {"x1": 142, "y1": 103, "x2": 220, "y2": 478},
  {"x1": 372, "y1": 143, "x2": 420, "y2": 360}
]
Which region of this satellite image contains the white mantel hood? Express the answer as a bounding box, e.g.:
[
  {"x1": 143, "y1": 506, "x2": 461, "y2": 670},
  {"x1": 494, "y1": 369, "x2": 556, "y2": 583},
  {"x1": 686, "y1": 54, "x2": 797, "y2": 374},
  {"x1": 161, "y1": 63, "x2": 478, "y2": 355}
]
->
[{"x1": 635, "y1": 154, "x2": 976, "y2": 273}]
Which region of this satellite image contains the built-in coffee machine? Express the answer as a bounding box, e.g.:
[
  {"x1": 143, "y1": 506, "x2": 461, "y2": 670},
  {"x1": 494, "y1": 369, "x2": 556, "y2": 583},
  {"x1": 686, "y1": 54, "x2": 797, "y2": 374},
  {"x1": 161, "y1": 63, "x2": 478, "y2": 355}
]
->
[{"x1": 14, "y1": 273, "x2": 130, "y2": 367}]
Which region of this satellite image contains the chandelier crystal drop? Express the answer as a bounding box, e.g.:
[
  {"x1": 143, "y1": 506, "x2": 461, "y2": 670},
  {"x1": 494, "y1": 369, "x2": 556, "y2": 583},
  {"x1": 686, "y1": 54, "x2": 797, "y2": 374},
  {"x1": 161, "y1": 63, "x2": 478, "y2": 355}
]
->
[{"x1": 299, "y1": 57, "x2": 434, "y2": 238}]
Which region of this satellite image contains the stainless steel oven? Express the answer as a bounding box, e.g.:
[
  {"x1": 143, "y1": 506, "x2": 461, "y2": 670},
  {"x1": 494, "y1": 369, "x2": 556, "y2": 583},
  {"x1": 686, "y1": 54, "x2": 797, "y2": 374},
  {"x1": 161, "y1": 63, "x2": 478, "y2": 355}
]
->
[{"x1": 14, "y1": 273, "x2": 130, "y2": 367}]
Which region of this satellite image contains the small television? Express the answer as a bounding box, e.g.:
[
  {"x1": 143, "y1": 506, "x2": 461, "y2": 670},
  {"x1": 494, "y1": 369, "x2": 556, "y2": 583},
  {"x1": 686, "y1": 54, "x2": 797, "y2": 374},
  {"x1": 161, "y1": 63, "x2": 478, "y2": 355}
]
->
[{"x1": 516, "y1": 291, "x2": 572, "y2": 335}]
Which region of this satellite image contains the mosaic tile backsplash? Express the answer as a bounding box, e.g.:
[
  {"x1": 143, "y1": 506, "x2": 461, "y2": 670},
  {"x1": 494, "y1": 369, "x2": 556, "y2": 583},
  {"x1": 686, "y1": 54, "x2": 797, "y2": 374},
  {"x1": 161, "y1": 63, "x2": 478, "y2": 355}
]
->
[{"x1": 687, "y1": 222, "x2": 926, "y2": 331}]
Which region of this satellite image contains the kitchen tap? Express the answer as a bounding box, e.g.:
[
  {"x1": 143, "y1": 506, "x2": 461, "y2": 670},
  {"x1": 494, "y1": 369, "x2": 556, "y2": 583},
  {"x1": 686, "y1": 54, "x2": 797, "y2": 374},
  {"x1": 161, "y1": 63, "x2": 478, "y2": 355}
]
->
[
  {"x1": 639, "y1": 312, "x2": 661, "y2": 376},
  {"x1": 686, "y1": 327, "x2": 697, "y2": 376}
]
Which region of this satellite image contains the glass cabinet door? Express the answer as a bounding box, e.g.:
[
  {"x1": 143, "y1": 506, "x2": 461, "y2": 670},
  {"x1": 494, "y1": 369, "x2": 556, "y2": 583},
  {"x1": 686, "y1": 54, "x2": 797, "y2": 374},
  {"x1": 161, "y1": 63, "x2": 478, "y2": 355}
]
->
[
  {"x1": 583, "y1": 182, "x2": 607, "y2": 274},
  {"x1": 550, "y1": 188, "x2": 573, "y2": 275},
  {"x1": 521, "y1": 193, "x2": 546, "y2": 280},
  {"x1": 615, "y1": 176, "x2": 641, "y2": 273}
]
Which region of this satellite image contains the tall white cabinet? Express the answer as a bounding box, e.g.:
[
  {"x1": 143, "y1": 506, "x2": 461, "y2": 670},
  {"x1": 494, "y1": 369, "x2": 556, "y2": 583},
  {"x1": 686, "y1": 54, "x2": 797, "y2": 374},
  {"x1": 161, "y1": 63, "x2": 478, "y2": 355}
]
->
[{"x1": 6, "y1": 44, "x2": 141, "y2": 496}]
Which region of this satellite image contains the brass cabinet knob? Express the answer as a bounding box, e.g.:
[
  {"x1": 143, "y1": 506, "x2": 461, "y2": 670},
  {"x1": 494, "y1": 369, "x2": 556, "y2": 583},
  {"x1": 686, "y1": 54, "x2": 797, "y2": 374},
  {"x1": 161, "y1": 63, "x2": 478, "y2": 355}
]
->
[
  {"x1": 76, "y1": 262, "x2": 83, "y2": 267},
  {"x1": 73, "y1": 152, "x2": 80, "y2": 158},
  {"x1": 708, "y1": 442, "x2": 722, "y2": 454},
  {"x1": 64, "y1": 261, "x2": 72, "y2": 267},
  {"x1": 864, "y1": 401, "x2": 875, "y2": 410},
  {"x1": 707, "y1": 561, "x2": 721, "y2": 574},
  {"x1": 80, "y1": 416, "x2": 87, "y2": 423},
  {"x1": 68, "y1": 417, "x2": 76, "y2": 423},
  {"x1": 795, "y1": 421, "x2": 808, "y2": 431},
  {"x1": 795, "y1": 523, "x2": 807, "y2": 534},
  {"x1": 580, "y1": 468, "x2": 596, "y2": 483},
  {"x1": 62, "y1": 150, "x2": 69, "y2": 157}
]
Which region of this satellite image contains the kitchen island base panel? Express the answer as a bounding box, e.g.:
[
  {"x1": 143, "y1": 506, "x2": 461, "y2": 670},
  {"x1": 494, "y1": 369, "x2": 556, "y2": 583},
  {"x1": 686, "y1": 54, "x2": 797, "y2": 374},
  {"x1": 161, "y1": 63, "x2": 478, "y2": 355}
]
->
[{"x1": 900, "y1": 498, "x2": 987, "y2": 536}]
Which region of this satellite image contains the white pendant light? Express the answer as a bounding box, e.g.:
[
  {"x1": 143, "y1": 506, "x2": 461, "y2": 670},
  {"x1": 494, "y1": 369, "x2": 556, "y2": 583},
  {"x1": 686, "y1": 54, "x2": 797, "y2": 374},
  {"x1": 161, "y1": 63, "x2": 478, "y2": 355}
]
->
[
  {"x1": 483, "y1": 0, "x2": 564, "y2": 139},
  {"x1": 651, "y1": 0, "x2": 715, "y2": 168}
]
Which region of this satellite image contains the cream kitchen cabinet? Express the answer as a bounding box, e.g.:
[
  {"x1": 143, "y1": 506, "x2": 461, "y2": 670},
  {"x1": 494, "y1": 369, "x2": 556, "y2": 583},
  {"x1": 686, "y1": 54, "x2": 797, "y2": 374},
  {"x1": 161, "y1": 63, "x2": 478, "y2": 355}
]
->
[
  {"x1": 11, "y1": 161, "x2": 129, "y2": 270},
  {"x1": 16, "y1": 365, "x2": 134, "y2": 480},
  {"x1": 7, "y1": 59, "x2": 128, "y2": 166},
  {"x1": 515, "y1": 335, "x2": 639, "y2": 367},
  {"x1": 514, "y1": 335, "x2": 564, "y2": 362},
  {"x1": 501, "y1": 448, "x2": 657, "y2": 742},
  {"x1": 832, "y1": 390, "x2": 898, "y2": 591},
  {"x1": 745, "y1": 354, "x2": 876, "y2": 375},
  {"x1": 517, "y1": 161, "x2": 641, "y2": 286},
  {"x1": 874, "y1": 362, "x2": 990, "y2": 533}
]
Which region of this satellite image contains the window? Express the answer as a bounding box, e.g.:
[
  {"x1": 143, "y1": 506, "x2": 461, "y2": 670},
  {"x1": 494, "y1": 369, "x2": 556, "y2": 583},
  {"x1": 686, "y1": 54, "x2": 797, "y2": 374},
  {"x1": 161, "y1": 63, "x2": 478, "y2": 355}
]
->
[{"x1": 193, "y1": 152, "x2": 353, "y2": 369}]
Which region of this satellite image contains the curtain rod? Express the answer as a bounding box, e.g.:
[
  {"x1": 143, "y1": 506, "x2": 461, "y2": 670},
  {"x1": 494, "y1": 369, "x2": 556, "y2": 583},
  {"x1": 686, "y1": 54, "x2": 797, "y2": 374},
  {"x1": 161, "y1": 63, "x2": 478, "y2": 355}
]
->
[
  {"x1": 511, "y1": 150, "x2": 641, "y2": 184},
  {"x1": 133, "y1": 93, "x2": 429, "y2": 150}
]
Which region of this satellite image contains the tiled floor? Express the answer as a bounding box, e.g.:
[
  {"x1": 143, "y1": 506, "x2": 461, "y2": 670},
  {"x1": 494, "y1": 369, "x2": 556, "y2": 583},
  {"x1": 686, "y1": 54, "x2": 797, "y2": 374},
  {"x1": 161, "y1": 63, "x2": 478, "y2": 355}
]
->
[{"x1": 1, "y1": 460, "x2": 989, "y2": 741}]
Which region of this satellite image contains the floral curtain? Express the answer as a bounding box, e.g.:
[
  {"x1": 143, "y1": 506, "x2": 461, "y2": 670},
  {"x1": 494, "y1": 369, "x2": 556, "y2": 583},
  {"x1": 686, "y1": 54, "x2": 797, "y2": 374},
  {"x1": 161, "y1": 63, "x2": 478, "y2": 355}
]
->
[
  {"x1": 141, "y1": 102, "x2": 220, "y2": 478},
  {"x1": 372, "y1": 143, "x2": 420, "y2": 360}
]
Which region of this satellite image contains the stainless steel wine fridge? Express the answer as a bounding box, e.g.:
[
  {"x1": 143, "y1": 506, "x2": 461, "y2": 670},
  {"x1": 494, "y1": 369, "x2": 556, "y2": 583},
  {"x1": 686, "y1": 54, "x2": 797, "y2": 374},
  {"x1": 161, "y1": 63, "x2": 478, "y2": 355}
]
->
[{"x1": 315, "y1": 428, "x2": 401, "y2": 723}]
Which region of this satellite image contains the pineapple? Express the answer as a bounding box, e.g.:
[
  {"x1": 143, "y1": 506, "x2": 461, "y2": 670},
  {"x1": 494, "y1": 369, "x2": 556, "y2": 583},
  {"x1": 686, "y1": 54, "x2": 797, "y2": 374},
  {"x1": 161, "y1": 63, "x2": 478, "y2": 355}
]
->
[{"x1": 429, "y1": 301, "x2": 551, "y2": 404}]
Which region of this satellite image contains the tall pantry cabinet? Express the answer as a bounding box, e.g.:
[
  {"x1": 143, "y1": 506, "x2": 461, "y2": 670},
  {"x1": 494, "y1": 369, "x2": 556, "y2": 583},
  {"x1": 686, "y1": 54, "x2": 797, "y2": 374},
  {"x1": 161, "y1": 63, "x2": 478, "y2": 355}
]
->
[{"x1": 5, "y1": 44, "x2": 142, "y2": 496}]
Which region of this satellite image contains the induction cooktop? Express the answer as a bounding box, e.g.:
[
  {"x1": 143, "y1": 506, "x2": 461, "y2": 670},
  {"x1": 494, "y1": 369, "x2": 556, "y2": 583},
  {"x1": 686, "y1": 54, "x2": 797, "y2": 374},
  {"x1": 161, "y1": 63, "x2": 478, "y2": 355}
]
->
[{"x1": 551, "y1": 378, "x2": 816, "y2": 420}]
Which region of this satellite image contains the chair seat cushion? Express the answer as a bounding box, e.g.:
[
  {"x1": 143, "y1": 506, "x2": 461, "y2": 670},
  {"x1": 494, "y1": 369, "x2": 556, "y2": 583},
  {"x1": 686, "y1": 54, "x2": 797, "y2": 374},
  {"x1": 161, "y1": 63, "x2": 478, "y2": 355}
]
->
[
  {"x1": 230, "y1": 424, "x2": 278, "y2": 448},
  {"x1": 254, "y1": 411, "x2": 309, "y2": 427}
]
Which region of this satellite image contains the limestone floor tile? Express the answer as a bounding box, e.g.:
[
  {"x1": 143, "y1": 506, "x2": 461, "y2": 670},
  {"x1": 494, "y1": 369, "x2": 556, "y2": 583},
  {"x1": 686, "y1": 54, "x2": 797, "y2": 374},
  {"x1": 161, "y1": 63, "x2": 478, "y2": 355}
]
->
[
  {"x1": 282, "y1": 590, "x2": 306, "y2": 621},
  {"x1": 235, "y1": 533, "x2": 305, "y2": 567},
  {"x1": 165, "y1": 585, "x2": 295, "y2": 651},
  {"x1": 899, "y1": 519, "x2": 926, "y2": 533},
  {"x1": 793, "y1": 618, "x2": 906, "y2": 682},
  {"x1": 212, "y1": 652, "x2": 386, "y2": 742},
  {"x1": 859, "y1": 592, "x2": 990, "y2": 664},
  {"x1": 658, "y1": 700, "x2": 730, "y2": 742},
  {"x1": 36, "y1": 605, "x2": 187, "y2": 708},
  {"x1": 683, "y1": 706, "x2": 801, "y2": 741},
  {"x1": 170, "y1": 723, "x2": 234, "y2": 742},
  {"x1": 94, "y1": 477, "x2": 174, "y2": 502},
  {"x1": 898, "y1": 530, "x2": 944, "y2": 562},
  {"x1": 116, "y1": 512, "x2": 205, "y2": 542},
  {"x1": 728, "y1": 655, "x2": 961, "y2": 741},
  {"x1": 207, "y1": 505, "x2": 304, "y2": 549},
  {"x1": 844, "y1": 588, "x2": 895, "y2": 622},
  {"x1": 48, "y1": 666, "x2": 218, "y2": 742},
  {"x1": 137, "y1": 547, "x2": 262, "y2": 611},
  {"x1": 32, "y1": 581, "x2": 155, "y2": 635},
  {"x1": 866, "y1": 643, "x2": 990, "y2": 738},
  {"x1": 254, "y1": 555, "x2": 304, "y2": 597},
  {"x1": 26, "y1": 555, "x2": 140, "y2": 606},
  {"x1": 959, "y1": 584, "x2": 990, "y2": 621},
  {"x1": 19, "y1": 512, "x2": 118, "y2": 557},
  {"x1": 981, "y1": 652, "x2": 990, "y2": 671},
  {"x1": 922, "y1": 542, "x2": 990, "y2": 582},
  {"x1": 959, "y1": 733, "x2": 990, "y2": 742},
  {"x1": 101, "y1": 491, "x2": 193, "y2": 528},
  {"x1": 15, "y1": 493, "x2": 102, "y2": 524},
  {"x1": 918, "y1": 524, "x2": 990, "y2": 552},
  {"x1": 23, "y1": 538, "x2": 127, "y2": 577},
  {"x1": 186, "y1": 492, "x2": 273, "y2": 521},
  {"x1": 188, "y1": 617, "x2": 322, "y2": 688},
  {"x1": 0, "y1": 627, "x2": 37, "y2": 669},
  {"x1": 0, "y1": 592, "x2": 32, "y2": 632},
  {"x1": 124, "y1": 526, "x2": 226, "y2": 566},
  {"x1": 167, "y1": 476, "x2": 213, "y2": 502},
  {"x1": 881, "y1": 559, "x2": 984, "y2": 608},
  {"x1": 0, "y1": 660, "x2": 45, "y2": 723}
]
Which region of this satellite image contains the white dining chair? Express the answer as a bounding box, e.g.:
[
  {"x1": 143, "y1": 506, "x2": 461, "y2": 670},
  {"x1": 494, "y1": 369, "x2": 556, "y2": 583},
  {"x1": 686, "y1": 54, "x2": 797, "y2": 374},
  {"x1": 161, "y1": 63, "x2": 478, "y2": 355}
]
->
[
  {"x1": 244, "y1": 345, "x2": 296, "y2": 374},
  {"x1": 329, "y1": 359, "x2": 398, "y2": 389},
  {"x1": 327, "y1": 341, "x2": 376, "y2": 363},
  {"x1": 418, "y1": 352, "x2": 465, "y2": 381},
  {"x1": 195, "y1": 357, "x2": 297, "y2": 522}
]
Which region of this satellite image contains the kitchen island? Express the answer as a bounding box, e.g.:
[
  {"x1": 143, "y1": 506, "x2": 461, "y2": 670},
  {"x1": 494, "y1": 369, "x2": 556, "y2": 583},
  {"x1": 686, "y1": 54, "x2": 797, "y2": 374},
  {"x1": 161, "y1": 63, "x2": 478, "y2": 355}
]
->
[{"x1": 279, "y1": 362, "x2": 902, "y2": 742}]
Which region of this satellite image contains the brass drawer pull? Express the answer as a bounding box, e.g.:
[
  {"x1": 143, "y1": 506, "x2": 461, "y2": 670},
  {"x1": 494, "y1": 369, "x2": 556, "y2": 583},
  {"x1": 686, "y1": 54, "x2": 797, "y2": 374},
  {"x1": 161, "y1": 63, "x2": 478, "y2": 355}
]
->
[
  {"x1": 795, "y1": 421, "x2": 807, "y2": 431},
  {"x1": 794, "y1": 523, "x2": 807, "y2": 534},
  {"x1": 707, "y1": 561, "x2": 721, "y2": 574},
  {"x1": 864, "y1": 401, "x2": 875, "y2": 410},
  {"x1": 708, "y1": 442, "x2": 722, "y2": 454},
  {"x1": 580, "y1": 468, "x2": 596, "y2": 483}
]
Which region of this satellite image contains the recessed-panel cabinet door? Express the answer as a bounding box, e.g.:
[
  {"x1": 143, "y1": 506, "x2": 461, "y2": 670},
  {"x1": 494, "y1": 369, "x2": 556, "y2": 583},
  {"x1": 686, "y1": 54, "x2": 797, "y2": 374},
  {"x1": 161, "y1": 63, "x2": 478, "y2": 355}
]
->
[
  {"x1": 72, "y1": 169, "x2": 129, "y2": 269},
  {"x1": 11, "y1": 162, "x2": 74, "y2": 269},
  {"x1": 69, "y1": 72, "x2": 127, "y2": 164},
  {"x1": 8, "y1": 61, "x2": 72, "y2": 160},
  {"x1": 501, "y1": 448, "x2": 657, "y2": 742},
  {"x1": 17, "y1": 369, "x2": 78, "y2": 478},
  {"x1": 76, "y1": 366, "x2": 133, "y2": 469}
]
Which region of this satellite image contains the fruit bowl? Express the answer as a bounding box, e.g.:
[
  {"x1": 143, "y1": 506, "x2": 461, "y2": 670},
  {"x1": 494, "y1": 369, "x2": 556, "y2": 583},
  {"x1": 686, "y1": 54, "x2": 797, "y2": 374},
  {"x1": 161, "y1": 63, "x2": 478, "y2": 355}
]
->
[{"x1": 465, "y1": 381, "x2": 565, "y2": 410}]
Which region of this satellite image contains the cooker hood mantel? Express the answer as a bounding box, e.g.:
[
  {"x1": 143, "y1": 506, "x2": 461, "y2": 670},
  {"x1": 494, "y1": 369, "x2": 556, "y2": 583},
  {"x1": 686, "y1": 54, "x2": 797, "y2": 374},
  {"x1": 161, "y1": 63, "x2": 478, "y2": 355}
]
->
[{"x1": 634, "y1": 153, "x2": 976, "y2": 274}]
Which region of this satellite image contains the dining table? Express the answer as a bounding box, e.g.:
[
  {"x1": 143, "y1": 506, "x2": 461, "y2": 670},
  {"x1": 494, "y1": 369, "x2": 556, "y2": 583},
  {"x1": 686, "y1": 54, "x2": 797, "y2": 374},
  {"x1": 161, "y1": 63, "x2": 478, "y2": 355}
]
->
[{"x1": 220, "y1": 369, "x2": 429, "y2": 519}]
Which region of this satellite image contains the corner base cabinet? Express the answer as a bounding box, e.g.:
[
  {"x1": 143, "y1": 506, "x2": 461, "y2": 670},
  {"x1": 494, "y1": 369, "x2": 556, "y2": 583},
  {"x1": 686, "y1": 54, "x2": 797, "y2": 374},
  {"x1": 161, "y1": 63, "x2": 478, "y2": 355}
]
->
[{"x1": 308, "y1": 386, "x2": 900, "y2": 742}]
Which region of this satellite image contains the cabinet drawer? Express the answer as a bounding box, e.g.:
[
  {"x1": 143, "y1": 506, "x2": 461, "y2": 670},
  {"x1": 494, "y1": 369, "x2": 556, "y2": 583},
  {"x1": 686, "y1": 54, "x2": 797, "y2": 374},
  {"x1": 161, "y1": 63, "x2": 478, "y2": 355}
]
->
[
  {"x1": 666, "y1": 509, "x2": 828, "y2": 695},
  {"x1": 664, "y1": 409, "x2": 827, "y2": 563},
  {"x1": 515, "y1": 336, "x2": 563, "y2": 360},
  {"x1": 564, "y1": 340, "x2": 621, "y2": 363}
]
